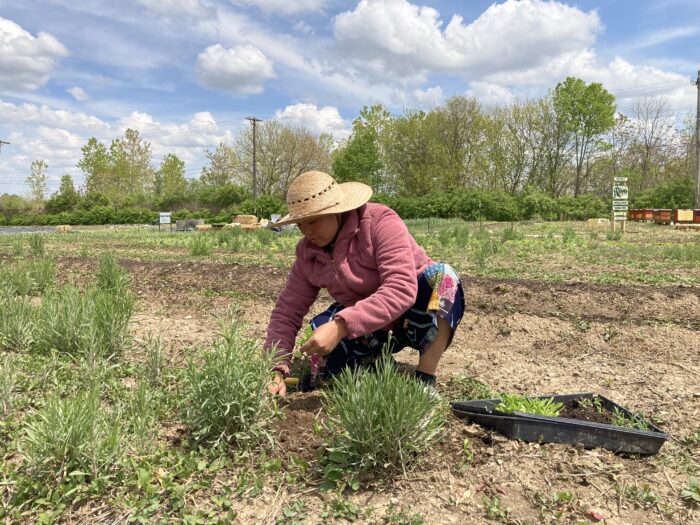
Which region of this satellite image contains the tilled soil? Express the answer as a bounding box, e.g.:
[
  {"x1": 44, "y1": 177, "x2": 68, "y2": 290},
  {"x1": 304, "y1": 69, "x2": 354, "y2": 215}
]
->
[{"x1": 56, "y1": 256, "x2": 700, "y2": 524}]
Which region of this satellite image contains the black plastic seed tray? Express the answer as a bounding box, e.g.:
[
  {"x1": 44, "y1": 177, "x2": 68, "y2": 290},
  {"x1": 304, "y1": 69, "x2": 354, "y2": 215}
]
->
[{"x1": 451, "y1": 392, "x2": 669, "y2": 455}]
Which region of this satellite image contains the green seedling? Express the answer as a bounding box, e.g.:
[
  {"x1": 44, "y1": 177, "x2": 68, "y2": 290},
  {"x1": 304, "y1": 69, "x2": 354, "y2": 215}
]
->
[
  {"x1": 577, "y1": 396, "x2": 604, "y2": 413},
  {"x1": 483, "y1": 496, "x2": 511, "y2": 521},
  {"x1": 610, "y1": 407, "x2": 650, "y2": 431},
  {"x1": 297, "y1": 324, "x2": 314, "y2": 348},
  {"x1": 680, "y1": 476, "x2": 700, "y2": 505},
  {"x1": 622, "y1": 483, "x2": 658, "y2": 508},
  {"x1": 496, "y1": 393, "x2": 563, "y2": 417}
]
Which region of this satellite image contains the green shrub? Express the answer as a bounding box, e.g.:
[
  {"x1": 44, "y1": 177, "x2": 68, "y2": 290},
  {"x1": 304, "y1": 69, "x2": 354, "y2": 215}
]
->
[
  {"x1": 0, "y1": 295, "x2": 38, "y2": 352},
  {"x1": 662, "y1": 244, "x2": 700, "y2": 262},
  {"x1": 24, "y1": 386, "x2": 122, "y2": 483},
  {"x1": 37, "y1": 284, "x2": 133, "y2": 359},
  {"x1": 29, "y1": 257, "x2": 56, "y2": 294},
  {"x1": 0, "y1": 354, "x2": 19, "y2": 417},
  {"x1": 632, "y1": 176, "x2": 694, "y2": 209},
  {"x1": 96, "y1": 252, "x2": 128, "y2": 293},
  {"x1": 562, "y1": 227, "x2": 577, "y2": 243},
  {"x1": 189, "y1": 234, "x2": 213, "y2": 256},
  {"x1": 0, "y1": 258, "x2": 55, "y2": 296},
  {"x1": 184, "y1": 317, "x2": 276, "y2": 447},
  {"x1": 11, "y1": 238, "x2": 23, "y2": 257},
  {"x1": 237, "y1": 194, "x2": 286, "y2": 220},
  {"x1": 322, "y1": 353, "x2": 445, "y2": 479},
  {"x1": 28, "y1": 234, "x2": 45, "y2": 257},
  {"x1": 501, "y1": 226, "x2": 524, "y2": 242},
  {"x1": 557, "y1": 195, "x2": 607, "y2": 220}
]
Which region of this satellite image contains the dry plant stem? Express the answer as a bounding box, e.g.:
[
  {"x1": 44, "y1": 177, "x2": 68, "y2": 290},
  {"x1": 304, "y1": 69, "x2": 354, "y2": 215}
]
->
[{"x1": 416, "y1": 316, "x2": 453, "y2": 376}]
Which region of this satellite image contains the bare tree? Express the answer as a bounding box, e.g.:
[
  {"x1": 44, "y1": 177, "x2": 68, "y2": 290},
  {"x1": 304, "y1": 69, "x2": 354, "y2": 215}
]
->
[{"x1": 26, "y1": 160, "x2": 48, "y2": 209}]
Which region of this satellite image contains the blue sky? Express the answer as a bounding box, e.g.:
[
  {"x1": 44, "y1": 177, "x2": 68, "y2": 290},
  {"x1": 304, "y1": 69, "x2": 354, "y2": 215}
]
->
[{"x1": 1, "y1": 0, "x2": 698, "y2": 196}]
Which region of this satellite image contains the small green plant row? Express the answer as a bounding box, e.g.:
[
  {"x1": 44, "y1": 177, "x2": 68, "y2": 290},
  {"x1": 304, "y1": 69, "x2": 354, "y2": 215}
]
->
[
  {"x1": 0, "y1": 252, "x2": 133, "y2": 359},
  {"x1": 494, "y1": 393, "x2": 652, "y2": 430},
  {"x1": 495, "y1": 393, "x2": 564, "y2": 417}
]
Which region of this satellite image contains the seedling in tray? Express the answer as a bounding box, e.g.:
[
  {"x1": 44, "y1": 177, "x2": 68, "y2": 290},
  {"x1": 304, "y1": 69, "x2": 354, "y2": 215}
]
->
[
  {"x1": 451, "y1": 392, "x2": 669, "y2": 455},
  {"x1": 496, "y1": 393, "x2": 563, "y2": 417}
]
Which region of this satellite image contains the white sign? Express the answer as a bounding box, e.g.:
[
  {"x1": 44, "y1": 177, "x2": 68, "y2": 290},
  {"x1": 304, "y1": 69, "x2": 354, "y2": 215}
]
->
[
  {"x1": 159, "y1": 212, "x2": 171, "y2": 224},
  {"x1": 613, "y1": 200, "x2": 628, "y2": 206},
  {"x1": 614, "y1": 215, "x2": 627, "y2": 221},
  {"x1": 612, "y1": 185, "x2": 629, "y2": 200},
  {"x1": 613, "y1": 176, "x2": 628, "y2": 182},
  {"x1": 613, "y1": 205, "x2": 629, "y2": 211}
]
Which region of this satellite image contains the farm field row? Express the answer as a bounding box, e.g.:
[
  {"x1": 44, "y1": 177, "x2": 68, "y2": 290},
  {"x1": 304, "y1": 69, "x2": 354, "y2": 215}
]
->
[{"x1": 0, "y1": 221, "x2": 698, "y2": 524}]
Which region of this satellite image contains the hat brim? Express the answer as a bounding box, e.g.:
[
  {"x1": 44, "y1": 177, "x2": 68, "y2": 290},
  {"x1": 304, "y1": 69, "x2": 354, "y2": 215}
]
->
[{"x1": 268, "y1": 182, "x2": 373, "y2": 228}]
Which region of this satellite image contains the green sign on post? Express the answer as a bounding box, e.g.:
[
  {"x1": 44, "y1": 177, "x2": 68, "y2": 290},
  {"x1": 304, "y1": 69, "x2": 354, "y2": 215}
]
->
[{"x1": 612, "y1": 185, "x2": 628, "y2": 200}]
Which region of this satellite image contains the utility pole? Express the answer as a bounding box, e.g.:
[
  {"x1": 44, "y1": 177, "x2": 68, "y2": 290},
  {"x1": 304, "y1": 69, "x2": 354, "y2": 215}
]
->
[
  {"x1": 0, "y1": 140, "x2": 9, "y2": 155},
  {"x1": 695, "y1": 70, "x2": 700, "y2": 209},
  {"x1": 246, "y1": 116, "x2": 262, "y2": 198}
]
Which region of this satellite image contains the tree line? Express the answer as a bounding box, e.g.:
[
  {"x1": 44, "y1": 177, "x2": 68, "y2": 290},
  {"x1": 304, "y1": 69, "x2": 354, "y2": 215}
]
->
[{"x1": 2, "y1": 77, "x2": 696, "y2": 225}]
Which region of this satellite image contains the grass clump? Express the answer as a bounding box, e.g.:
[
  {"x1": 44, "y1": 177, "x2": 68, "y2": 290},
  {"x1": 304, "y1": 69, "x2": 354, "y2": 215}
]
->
[
  {"x1": 0, "y1": 257, "x2": 56, "y2": 296},
  {"x1": 321, "y1": 353, "x2": 445, "y2": 482},
  {"x1": 496, "y1": 393, "x2": 563, "y2": 416},
  {"x1": 663, "y1": 244, "x2": 700, "y2": 262},
  {"x1": 37, "y1": 284, "x2": 133, "y2": 359},
  {"x1": 0, "y1": 294, "x2": 38, "y2": 352},
  {"x1": 95, "y1": 251, "x2": 128, "y2": 293},
  {"x1": 189, "y1": 234, "x2": 213, "y2": 256},
  {"x1": 184, "y1": 316, "x2": 277, "y2": 448},
  {"x1": 28, "y1": 233, "x2": 46, "y2": 257},
  {"x1": 0, "y1": 354, "x2": 19, "y2": 417},
  {"x1": 449, "y1": 374, "x2": 496, "y2": 400},
  {"x1": 23, "y1": 386, "x2": 123, "y2": 484}
]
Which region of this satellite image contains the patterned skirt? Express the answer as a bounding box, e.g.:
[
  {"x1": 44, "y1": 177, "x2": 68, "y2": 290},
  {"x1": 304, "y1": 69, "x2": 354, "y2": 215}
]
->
[{"x1": 310, "y1": 262, "x2": 465, "y2": 376}]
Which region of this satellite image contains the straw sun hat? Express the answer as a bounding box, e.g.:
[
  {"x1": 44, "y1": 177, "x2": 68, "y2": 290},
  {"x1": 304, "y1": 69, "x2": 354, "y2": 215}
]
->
[{"x1": 271, "y1": 171, "x2": 373, "y2": 227}]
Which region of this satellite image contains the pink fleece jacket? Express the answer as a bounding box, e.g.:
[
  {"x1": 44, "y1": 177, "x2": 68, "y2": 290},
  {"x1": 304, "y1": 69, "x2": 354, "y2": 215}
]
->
[{"x1": 264, "y1": 203, "x2": 433, "y2": 368}]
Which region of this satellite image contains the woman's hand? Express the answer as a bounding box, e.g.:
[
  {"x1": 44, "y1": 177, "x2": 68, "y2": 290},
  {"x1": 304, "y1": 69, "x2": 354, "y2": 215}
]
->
[
  {"x1": 300, "y1": 320, "x2": 347, "y2": 356},
  {"x1": 268, "y1": 373, "x2": 287, "y2": 397}
]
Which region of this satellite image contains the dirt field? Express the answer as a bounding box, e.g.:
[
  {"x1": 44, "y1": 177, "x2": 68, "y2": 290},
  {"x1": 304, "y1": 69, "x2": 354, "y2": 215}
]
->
[{"x1": 52, "y1": 253, "x2": 700, "y2": 525}]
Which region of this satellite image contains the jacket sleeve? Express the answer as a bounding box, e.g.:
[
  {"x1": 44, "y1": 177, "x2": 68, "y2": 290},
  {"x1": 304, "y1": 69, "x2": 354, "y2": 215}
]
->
[
  {"x1": 334, "y1": 208, "x2": 417, "y2": 338},
  {"x1": 264, "y1": 242, "x2": 320, "y2": 369}
]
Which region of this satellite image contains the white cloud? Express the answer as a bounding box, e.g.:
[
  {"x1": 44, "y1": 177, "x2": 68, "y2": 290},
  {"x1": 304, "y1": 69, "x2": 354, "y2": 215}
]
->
[
  {"x1": 0, "y1": 99, "x2": 235, "y2": 193},
  {"x1": 411, "y1": 86, "x2": 443, "y2": 108},
  {"x1": 231, "y1": 0, "x2": 326, "y2": 16},
  {"x1": 484, "y1": 50, "x2": 695, "y2": 114},
  {"x1": 196, "y1": 43, "x2": 275, "y2": 94},
  {"x1": 333, "y1": 0, "x2": 600, "y2": 82},
  {"x1": 0, "y1": 17, "x2": 68, "y2": 91},
  {"x1": 387, "y1": 85, "x2": 444, "y2": 109},
  {"x1": 625, "y1": 25, "x2": 699, "y2": 51},
  {"x1": 274, "y1": 103, "x2": 349, "y2": 138},
  {"x1": 67, "y1": 86, "x2": 89, "y2": 101},
  {"x1": 133, "y1": 0, "x2": 216, "y2": 19},
  {"x1": 293, "y1": 20, "x2": 315, "y2": 35},
  {"x1": 0, "y1": 99, "x2": 109, "y2": 133},
  {"x1": 465, "y1": 82, "x2": 515, "y2": 106}
]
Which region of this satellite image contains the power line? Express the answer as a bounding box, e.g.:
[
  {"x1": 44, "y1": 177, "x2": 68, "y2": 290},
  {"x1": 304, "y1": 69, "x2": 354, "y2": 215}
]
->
[{"x1": 0, "y1": 139, "x2": 9, "y2": 155}]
